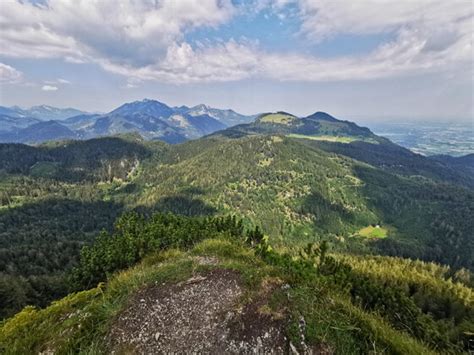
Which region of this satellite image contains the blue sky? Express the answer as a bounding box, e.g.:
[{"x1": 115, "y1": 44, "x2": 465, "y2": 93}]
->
[{"x1": 0, "y1": 0, "x2": 472, "y2": 122}]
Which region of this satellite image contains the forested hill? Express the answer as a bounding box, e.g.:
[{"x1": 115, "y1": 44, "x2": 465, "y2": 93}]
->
[
  {"x1": 212, "y1": 111, "x2": 377, "y2": 140},
  {"x1": 0, "y1": 117, "x2": 472, "y2": 320},
  {"x1": 209, "y1": 110, "x2": 474, "y2": 188}
]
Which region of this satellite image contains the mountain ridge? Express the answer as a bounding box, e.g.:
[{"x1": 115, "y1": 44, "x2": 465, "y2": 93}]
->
[
  {"x1": 0, "y1": 99, "x2": 255, "y2": 144},
  {"x1": 211, "y1": 110, "x2": 377, "y2": 143},
  {"x1": 0, "y1": 105, "x2": 88, "y2": 120}
]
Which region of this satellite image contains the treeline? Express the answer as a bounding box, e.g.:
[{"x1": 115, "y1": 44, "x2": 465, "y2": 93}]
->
[{"x1": 70, "y1": 213, "x2": 248, "y2": 289}]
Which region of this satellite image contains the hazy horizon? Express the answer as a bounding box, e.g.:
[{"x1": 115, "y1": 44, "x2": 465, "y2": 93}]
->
[{"x1": 1, "y1": 97, "x2": 473, "y2": 125}]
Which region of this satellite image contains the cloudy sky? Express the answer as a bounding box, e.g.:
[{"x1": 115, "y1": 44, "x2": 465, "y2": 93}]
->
[{"x1": 0, "y1": 0, "x2": 472, "y2": 122}]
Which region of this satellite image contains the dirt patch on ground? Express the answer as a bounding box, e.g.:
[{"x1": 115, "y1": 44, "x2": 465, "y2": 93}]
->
[
  {"x1": 227, "y1": 278, "x2": 288, "y2": 353},
  {"x1": 106, "y1": 269, "x2": 288, "y2": 354}
]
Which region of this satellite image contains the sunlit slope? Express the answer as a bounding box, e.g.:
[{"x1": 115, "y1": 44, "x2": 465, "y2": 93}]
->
[
  {"x1": 212, "y1": 111, "x2": 376, "y2": 141},
  {"x1": 135, "y1": 135, "x2": 378, "y2": 240},
  {"x1": 130, "y1": 134, "x2": 473, "y2": 270}
]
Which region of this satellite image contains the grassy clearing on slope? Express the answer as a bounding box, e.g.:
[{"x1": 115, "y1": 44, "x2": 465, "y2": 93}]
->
[
  {"x1": 287, "y1": 134, "x2": 379, "y2": 144},
  {"x1": 355, "y1": 225, "x2": 388, "y2": 238},
  {"x1": 260, "y1": 113, "x2": 296, "y2": 124}
]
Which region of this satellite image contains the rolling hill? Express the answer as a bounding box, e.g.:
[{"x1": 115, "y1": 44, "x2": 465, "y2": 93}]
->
[
  {"x1": 7, "y1": 121, "x2": 78, "y2": 144},
  {"x1": 215, "y1": 111, "x2": 377, "y2": 141}
]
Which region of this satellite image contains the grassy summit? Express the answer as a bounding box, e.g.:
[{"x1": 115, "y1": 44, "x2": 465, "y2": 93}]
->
[
  {"x1": 2, "y1": 212, "x2": 471, "y2": 353},
  {"x1": 218, "y1": 111, "x2": 378, "y2": 139},
  {"x1": 258, "y1": 112, "x2": 297, "y2": 124}
]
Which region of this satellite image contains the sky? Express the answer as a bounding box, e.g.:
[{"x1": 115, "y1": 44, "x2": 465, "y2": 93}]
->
[{"x1": 0, "y1": 0, "x2": 472, "y2": 122}]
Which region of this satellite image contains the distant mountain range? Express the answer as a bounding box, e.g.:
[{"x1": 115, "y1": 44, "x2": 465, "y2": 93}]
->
[
  {"x1": 0, "y1": 99, "x2": 256, "y2": 144},
  {"x1": 0, "y1": 105, "x2": 88, "y2": 121},
  {"x1": 0, "y1": 99, "x2": 381, "y2": 145}
]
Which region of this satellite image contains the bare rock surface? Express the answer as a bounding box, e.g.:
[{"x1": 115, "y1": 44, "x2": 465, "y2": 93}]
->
[{"x1": 106, "y1": 269, "x2": 287, "y2": 354}]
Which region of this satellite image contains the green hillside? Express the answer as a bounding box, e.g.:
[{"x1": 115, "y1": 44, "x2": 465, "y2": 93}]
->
[
  {"x1": 133, "y1": 134, "x2": 473, "y2": 269},
  {"x1": 214, "y1": 111, "x2": 377, "y2": 140}
]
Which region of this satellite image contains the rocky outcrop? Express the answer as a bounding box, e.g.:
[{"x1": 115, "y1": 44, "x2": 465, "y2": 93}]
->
[{"x1": 106, "y1": 268, "x2": 287, "y2": 354}]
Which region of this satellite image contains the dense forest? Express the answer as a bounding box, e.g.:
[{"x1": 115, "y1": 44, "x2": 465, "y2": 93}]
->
[{"x1": 0, "y1": 122, "x2": 473, "y2": 320}]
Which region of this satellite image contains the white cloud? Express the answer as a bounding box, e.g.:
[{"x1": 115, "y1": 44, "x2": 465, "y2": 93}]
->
[
  {"x1": 0, "y1": 0, "x2": 471, "y2": 84},
  {"x1": 295, "y1": 0, "x2": 470, "y2": 41},
  {"x1": 44, "y1": 78, "x2": 71, "y2": 85},
  {"x1": 0, "y1": 62, "x2": 23, "y2": 83},
  {"x1": 102, "y1": 30, "x2": 471, "y2": 84},
  {"x1": 42, "y1": 85, "x2": 58, "y2": 91},
  {"x1": 0, "y1": 0, "x2": 234, "y2": 65}
]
